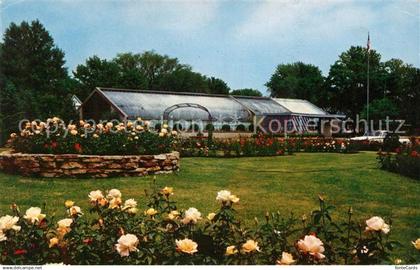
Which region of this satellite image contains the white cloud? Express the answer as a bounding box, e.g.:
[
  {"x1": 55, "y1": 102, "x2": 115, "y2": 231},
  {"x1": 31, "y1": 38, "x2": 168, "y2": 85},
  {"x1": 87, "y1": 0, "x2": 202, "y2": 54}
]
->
[{"x1": 234, "y1": 0, "x2": 376, "y2": 42}]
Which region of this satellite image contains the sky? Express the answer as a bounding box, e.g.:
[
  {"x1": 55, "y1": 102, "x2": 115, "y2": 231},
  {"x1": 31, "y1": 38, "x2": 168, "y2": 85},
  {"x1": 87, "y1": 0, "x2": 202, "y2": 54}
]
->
[{"x1": 1, "y1": 0, "x2": 419, "y2": 95}]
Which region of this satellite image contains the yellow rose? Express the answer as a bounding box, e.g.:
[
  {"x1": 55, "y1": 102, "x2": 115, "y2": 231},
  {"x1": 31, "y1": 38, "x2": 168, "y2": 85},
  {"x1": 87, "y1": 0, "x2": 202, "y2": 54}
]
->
[
  {"x1": 168, "y1": 210, "x2": 180, "y2": 220},
  {"x1": 144, "y1": 208, "x2": 158, "y2": 216},
  {"x1": 412, "y1": 238, "x2": 420, "y2": 250},
  {"x1": 161, "y1": 186, "x2": 174, "y2": 196},
  {"x1": 225, "y1": 245, "x2": 238, "y2": 255},
  {"x1": 176, "y1": 238, "x2": 198, "y2": 254},
  {"x1": 276, "y1": 252, "x2": 296, "y2": 265},
  {"x1": 64, "y1": 200, "x2": 74, "y2": 208},
  {"x1": 207, "y1": 213, "x2": 216, "y2": 221},
  {"x1": 49, "y1": 237, "x2": 59, "y2": 248},
  {"x1": 241, "y1": 240, "x2": 260, "y2": 253}
]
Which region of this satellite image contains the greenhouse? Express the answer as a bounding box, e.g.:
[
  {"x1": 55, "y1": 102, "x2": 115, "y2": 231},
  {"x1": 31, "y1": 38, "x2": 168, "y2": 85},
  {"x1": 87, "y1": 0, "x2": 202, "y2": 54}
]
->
[{"x1": 80, "y1": 87, "x2": 344, "y2": 134}]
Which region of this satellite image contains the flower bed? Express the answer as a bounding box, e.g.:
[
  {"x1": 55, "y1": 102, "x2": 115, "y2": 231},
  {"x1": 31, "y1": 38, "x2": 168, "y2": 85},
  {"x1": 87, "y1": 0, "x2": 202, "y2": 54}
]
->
[
  {"x1": 8, "y1": 118, "x2": 175, "y2": 155},
  {"x1": 176, "y1": 134, "x2": 356, "y2": 157},
  {"x1": 0, "y1": 183, "x2": 418, "y2": 265},
  {"x1": 377, "y1": 141, "x2": 420, "y2": 180},
  {"x1": 0, "y1": 152, "x2": 180, "y2": 178}
]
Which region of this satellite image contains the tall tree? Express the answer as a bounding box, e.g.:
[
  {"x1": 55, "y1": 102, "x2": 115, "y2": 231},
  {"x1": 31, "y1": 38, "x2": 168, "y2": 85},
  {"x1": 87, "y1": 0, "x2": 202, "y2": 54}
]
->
[
  {"x1": 73, "y1": 56, "x2": 123, "y2": 100},
  {"x1": 0, "y1": 20, "x2": 75, "y2": 143},
  {"x1": 207, "y1": 77, "x2": 230, "y2": 94},
  {"x1": 230, "y1": 88, "x2": 262, "y2": 97},
  {"x1": 265, "y1": 62, "x2": 325, "y2": 105},
  {"x1": 326, "y1": 46, "x2": 386, "y2": 118}
]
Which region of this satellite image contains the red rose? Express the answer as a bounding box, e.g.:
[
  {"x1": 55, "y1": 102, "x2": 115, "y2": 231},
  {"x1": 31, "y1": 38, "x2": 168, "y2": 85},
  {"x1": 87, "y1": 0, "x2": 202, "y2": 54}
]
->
[
  {"x1": 74, "y1": 143, "x2": 82, "y2": 153},
  {"x1": 411, "y1": 151, "x2": 418, "y2": 158},
  {"x1": 51, "y1": 141, "x2": 58, "y2": 148},
  {"x1": 395, "y1": 147, "x2": 401, "y2": 154},
  {"x1": 14, "y1": 249, "x2": 27, "y2": 255},
  {"x1": 83, "y1": 238, "x2": 93, "y2": 245}
]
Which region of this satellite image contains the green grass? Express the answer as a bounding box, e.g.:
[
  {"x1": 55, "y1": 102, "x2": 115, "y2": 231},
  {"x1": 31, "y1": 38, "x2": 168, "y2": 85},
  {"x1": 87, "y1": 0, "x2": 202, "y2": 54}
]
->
[{"x1": 0, "y1": 152, "x2": 419, "y2": 260}]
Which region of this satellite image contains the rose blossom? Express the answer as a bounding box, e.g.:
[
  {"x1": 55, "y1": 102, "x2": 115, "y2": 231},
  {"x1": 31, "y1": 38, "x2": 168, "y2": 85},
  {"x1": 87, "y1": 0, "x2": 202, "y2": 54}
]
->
[
  {"x1": 297, "y1": 235, "x2": 325, "y2": 259},
  {"x1": 181, "y1": 207, "x2": 202, "y2": 224},
  {"x1": 24, "y1": 207, "x2": 46, "y2": 224},
  {"x1": 0, "y1": 215, "x2": 21, "y2": 232},
  {"x1": 276, "y1": 252, "x2": 296, "y2": 265},
  {"x1": 88, "y1": 190, "x2": 104, "y2": 202},
  {"x1": 107, "y1": 189, "x2": 122, "y2": 199},
  {"x1": 412, "y1": 238, "x2": 420, "y2": 250},
  {"x1": 225, "y1": 245, "x2": 238, "y2": 255},
  {"x1": 68, "y1": 206, "x2": 83, "y2": 216},
  {"x1": 144, "y1": 208, "x2": 158, "y2": 216},
  {"x1": 216, "y1": 190, "x2": 240, "y2": 204},
  {"x1": 116, "y1": 234, "x2": 139, "y2": 257},
  {"x1": 241, "y1": 240, "x2": 260, "y2": 253},
  {"x1": 122, "y1": 199, "x2": 137, "y2": 210},
  {"x1": 176, "y1": 238, "x2": 198, "y2": 254},
  {"x1": 365, "y1": 216, "x2": 390, "y2": 234}
]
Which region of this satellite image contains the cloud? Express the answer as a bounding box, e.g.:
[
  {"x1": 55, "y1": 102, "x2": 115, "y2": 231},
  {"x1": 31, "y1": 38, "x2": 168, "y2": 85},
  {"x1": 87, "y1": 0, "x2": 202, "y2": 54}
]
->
[{"x1": 234, "y1": 0, "x2": 376, "y2": 42}]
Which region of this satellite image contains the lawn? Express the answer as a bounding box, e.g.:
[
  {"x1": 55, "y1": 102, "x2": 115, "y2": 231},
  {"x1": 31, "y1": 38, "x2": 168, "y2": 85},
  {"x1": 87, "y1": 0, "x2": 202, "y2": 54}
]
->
[{"x1": 0, "y1": 151, "x2": 419, "y2": 260}]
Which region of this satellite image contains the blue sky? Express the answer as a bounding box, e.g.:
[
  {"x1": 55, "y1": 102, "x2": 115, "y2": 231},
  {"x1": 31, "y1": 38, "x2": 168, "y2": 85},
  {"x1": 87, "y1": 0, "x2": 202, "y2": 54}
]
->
[{"x1": 1, "y1": 0, "x2": 419, "y2": 95}]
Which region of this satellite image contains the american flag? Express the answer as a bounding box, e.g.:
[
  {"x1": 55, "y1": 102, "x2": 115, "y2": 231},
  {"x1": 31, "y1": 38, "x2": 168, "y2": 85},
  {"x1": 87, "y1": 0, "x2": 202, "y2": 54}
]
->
[{"x1": 367, "y1": 32, "x2": 371, "y2": 51}]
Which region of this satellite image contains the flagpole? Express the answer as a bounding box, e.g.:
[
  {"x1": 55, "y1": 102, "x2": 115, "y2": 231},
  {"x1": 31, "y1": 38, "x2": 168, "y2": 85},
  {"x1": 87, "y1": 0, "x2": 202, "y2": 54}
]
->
[{"x1": 366, "y1": 32, "x2": 370, "y2": 134}]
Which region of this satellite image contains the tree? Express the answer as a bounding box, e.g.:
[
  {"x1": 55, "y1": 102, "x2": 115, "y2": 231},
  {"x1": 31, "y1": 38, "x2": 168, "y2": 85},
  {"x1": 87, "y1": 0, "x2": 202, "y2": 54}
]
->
[
  {"x1": 207, "y1": 77, "x2": 230, "y2": 94},
  {"x1": 326, "y1": 46, "x2": 387, "y2": 118},
  {"x1": 360, "y1": 97, "x2": 399, "y2": 121},
  {"x1": 230, "y1": 88, "x2": 262, "y2": 97},
  {"x1": 0, "y1": 20, "x2": 75, "y2": 143},
  {"x1": 73, "y1": 56, "x2": 123, "y2": 100},
  {"x1": 266, "y1": 62, "x2": 325, "y2": 105}
]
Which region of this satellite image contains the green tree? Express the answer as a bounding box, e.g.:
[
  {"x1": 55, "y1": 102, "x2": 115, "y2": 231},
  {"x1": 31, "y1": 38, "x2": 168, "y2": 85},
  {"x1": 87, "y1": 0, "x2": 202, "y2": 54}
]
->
[
  {"x1": 230, "y1": 88, "x2": 262, "y2": 97},
  {"x1": 326, "y1": 46, "x2": 387, "y2": 118},
  {"x1": 360, "y1": 98, "x2": 399, "y2": 121},
  {"x1": 0, "y1": 20, "x2": 75, "y2": 143},
  {"x1": 73, "y1": 56, "x2": 123, "y2": 100},
  {"x1": 207, "y1": 77, "x2": 230, "y2": 94},
  {"x1": 383, "y1": 59, "x2": 420, "y2": 131},
  {"x1": 266, "y1": 62, "x2": 325, "y2": 106}
]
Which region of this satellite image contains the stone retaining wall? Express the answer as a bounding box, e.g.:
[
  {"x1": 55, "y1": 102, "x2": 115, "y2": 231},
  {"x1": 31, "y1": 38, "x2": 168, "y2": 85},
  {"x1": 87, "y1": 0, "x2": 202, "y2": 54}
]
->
[{"x1": 0, "y1": 151, "x2": 180, "y2": 178}]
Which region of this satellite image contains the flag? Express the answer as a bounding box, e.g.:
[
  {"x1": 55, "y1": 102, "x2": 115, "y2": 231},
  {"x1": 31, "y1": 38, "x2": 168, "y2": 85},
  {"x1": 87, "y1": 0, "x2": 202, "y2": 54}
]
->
[{"x1": 367, "y1": 32, "x2": 371, "y2": 51}]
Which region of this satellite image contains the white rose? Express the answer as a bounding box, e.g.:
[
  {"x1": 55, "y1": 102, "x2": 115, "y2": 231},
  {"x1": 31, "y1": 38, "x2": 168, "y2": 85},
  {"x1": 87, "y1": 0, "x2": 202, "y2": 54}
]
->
[
  {"x1": 0, "y1": 215, "x2": 21, "y2": 232},
  {"x1": 88, "y1": 190, "x2": 104, "y2": 201},
  {"x1": 365, "y1": 216, "x2": 390, "y2": 234},
  {"x1": 68, "y1": 206, "x2": 83, "y2": 216},
  {"x1": 107, "y1": 189, "x2": 122, "y2": 199},
  {"x1": 216, "y1": 190, "x2": 231, "y2": 202},
  {"x1": 57, "y1": 218, "x2": 73, "y2": 228},
  {"x1": 24, "y1": 207, "x2": 46, "y2": 224},
  {"x1": 297, "y1": 235, "x2": 325, "y2": 259},
  {"x1": 181, "y1": 207, "x2": 202, "y2": 224},
  {"x1": 116, "y1": 234, "x2": 139, "y2": 257},
  {"x1": 122, "y1": 199, "x2": 137, "y2": 210}
]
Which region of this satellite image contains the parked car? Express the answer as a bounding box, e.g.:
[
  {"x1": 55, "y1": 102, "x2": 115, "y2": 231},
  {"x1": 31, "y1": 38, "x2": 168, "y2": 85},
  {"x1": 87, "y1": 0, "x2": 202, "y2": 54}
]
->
[{"x1": 349, "y1": 130, "x2": 410, "y2": 144}]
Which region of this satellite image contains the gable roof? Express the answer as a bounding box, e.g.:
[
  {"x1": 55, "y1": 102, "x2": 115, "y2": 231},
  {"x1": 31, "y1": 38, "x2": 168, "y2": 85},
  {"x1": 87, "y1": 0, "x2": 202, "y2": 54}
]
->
[{"x1": 82, "y1": 87, "x2": 343, "y2": 120}]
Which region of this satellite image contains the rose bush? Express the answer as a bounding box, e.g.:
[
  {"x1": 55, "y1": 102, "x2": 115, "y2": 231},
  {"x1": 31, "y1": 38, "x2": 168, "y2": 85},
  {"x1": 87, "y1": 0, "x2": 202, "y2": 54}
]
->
[
  {"x1": 377, "y1": 138, "x2": 420, "y2": 180},
  {"x1": 175, "y1": 134, "x2": 357, "y2": 157},
  {"x1": 0, "y1": 181, "x2": 416, "y2": 265},
  {"x1": 8, "y1": 118, "x2": 175, "y2": 155}
]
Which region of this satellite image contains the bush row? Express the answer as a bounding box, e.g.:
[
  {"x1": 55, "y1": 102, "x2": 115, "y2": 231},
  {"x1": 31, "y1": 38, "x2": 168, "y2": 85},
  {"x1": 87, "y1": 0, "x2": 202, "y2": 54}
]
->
[{"x1": 1, "y1": 183, "x2": 418, "y2": 265}]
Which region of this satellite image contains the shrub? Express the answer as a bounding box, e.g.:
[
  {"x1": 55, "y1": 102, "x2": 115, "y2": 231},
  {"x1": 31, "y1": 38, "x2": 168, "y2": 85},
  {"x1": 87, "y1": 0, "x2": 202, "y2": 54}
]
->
[
  {"x1": 221, "y1": 125, "x2": 231, "y2": 132},
  {"x1": 0, "y1": 182, "x2": 412, "y2": 265},
  {"x1": 8, "y1": 118, "x2": 175, "y2": 155},
  {"x1": 377, "y1": 142, "x2": 420, "y2": 180}
]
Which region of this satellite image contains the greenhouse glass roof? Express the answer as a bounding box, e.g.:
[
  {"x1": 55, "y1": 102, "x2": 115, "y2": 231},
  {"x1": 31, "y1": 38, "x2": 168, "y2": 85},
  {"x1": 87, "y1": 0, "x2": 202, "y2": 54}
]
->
[
  {"x1": 99, "y1": 88, "x2": 252, "y2": 121},
  {"x1": 273, "y1": 98, "x2": 327, "y2": 116}
]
